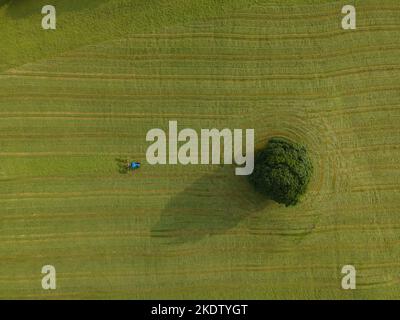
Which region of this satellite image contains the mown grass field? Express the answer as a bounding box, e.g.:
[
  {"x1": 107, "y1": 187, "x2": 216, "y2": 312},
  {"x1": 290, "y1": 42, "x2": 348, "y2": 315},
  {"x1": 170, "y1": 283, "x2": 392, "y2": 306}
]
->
[{"x1": 0, "y1": 0, "x2": 399, "y2": 299}]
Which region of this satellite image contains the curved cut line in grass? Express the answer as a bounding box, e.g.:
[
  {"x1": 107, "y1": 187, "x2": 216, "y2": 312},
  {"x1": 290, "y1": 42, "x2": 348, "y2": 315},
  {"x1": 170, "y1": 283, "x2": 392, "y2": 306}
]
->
[
  {"x1": 218, "y1": 7, "x2": 400, "y2": 21},
  {"x1": 123, "y1": 26, "x2": 400, "y2": 42}
]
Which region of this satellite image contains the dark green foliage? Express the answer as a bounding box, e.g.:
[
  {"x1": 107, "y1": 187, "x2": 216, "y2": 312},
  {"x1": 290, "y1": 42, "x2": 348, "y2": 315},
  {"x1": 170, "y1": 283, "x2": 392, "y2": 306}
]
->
[{"x1": 249, "y1": 137, "x2": 313, "y2": 206}]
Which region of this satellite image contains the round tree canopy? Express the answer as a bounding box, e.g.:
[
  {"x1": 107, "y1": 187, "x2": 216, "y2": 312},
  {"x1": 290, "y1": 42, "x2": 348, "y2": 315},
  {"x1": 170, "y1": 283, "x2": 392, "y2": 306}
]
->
[{"x1": 249, "y1": 137, "x2": 313, "y2": 206}]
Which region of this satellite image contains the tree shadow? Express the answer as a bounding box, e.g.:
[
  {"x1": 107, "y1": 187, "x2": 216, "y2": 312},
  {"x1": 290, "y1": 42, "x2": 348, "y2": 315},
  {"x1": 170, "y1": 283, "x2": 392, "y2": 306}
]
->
[
  {"x1": 151, "y1": 165, "x2": 271, "y2": 245},
  {"x1": 0, "y1": 0, "x2": 112, "y2": 19}
]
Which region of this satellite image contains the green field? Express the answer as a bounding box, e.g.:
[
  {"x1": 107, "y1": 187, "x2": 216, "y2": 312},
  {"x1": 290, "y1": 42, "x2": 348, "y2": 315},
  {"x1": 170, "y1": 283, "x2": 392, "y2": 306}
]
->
[{"x1": 1, "y1": 0, "x2": 400, "y2": 299}]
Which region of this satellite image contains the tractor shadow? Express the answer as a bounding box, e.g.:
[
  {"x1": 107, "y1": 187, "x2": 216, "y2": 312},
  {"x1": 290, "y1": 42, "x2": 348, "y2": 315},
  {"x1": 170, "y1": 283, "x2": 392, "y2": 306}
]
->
[
  {"x1": 151, "y1": 165, "x2": 271, "y2": 245},
  {"x1": 0, "y1": 0, "x2": 112, "y2": 19}
]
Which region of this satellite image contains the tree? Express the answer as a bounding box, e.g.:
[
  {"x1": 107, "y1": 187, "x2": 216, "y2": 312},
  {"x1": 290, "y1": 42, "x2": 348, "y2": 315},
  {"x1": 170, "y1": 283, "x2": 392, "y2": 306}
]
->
[{"x1": 249, "y1": 137, "x2": 313, "y2": 206}]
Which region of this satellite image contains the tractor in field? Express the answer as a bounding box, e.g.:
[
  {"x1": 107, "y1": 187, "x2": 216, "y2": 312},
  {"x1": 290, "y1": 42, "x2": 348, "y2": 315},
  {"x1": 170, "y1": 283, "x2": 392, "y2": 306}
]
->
[
  {"x1": 116, "y1": 158, "x2": 141, "y2": 174},
  {"x1": 129, "y1": 161, "x2": 141, "y2": 171}
]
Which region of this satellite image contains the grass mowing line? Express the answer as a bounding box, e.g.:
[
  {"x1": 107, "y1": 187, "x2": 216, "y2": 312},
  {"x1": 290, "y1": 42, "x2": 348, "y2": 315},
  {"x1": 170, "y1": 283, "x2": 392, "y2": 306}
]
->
[
  {"x1": 1, "y1": 86, "x2": 400, "y2": 101},
  {"x1": 218, "y1": 7, "x2": 400, "y2": 21},
  {"x1": 3, "y1": 222, "x2": 400, "y2": 244},
  {"x1": 57, "y1": 44, "x2": 400, "y2": 62},
  {"x1": 1, "y1": 240, "x2": 399, "y2": 262},
  {"x1": 0, "y1": 111, "x2": 237, "y2": 119},
  {"x1": 248, "y1": 1, "x2": 400, "y2": 10},
  {"x1": 6, "y1": 64, "x2": 400, "y2": 81},
  {"x1": 308, "y1": 104, "x2": 400, "y2": 116},
  {"x1": 7, "y1": 128, "x2": 400, "y2": 150},
  {"x1": 121, "y1": 26, "x2": 400, "y2": 41}
]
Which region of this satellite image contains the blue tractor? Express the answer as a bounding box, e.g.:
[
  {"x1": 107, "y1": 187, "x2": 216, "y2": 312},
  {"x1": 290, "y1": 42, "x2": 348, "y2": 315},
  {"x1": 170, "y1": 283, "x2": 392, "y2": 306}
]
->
[
  {"x1": 116, "y1": 158, "x2": 141, "y2": 174},
  {"x1": 130, "y1": 162, "x2": 141, "y2": 171}
]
